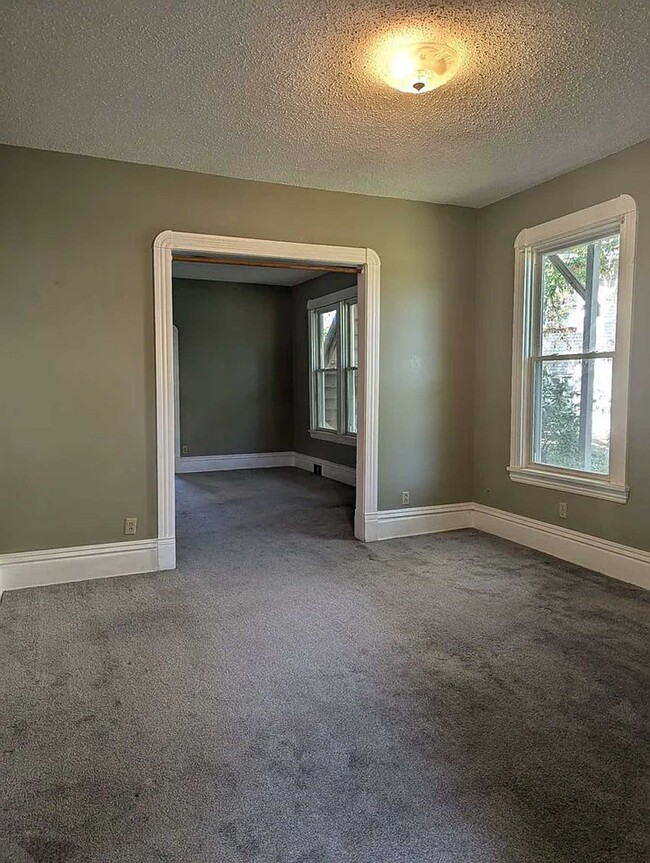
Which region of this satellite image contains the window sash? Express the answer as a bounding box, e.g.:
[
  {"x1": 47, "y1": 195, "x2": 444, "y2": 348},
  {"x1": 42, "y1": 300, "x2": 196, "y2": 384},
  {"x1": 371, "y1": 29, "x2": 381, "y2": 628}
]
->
[
  {"x1": 530, "y1": 356, "x2": 614, "y2": 474},
  {"x1": 314, "y1": 369, "x2": 338, "y2": 431},
  {"x1": 530, "y1": 235, "x2": 619, "y2": 361},
  {"x1": 313, "y1": 303, "x2": 339, "y2": 372}
]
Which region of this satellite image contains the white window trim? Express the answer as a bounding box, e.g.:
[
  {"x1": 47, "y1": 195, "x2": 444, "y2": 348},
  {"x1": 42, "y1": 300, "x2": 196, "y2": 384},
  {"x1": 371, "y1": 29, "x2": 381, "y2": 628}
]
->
[
  {"x1": 308, "y1": 286, "x2": 358, "y2": 446},
  {"x1": 508, "y1": 195, "x2": 637, "y2": 504}
]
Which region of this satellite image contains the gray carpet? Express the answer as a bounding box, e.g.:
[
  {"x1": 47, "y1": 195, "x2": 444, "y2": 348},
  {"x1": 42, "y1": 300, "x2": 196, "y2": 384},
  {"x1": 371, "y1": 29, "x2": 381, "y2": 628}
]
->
[{"x1": 1, "y1": 468, "x2": 648, "y2": 863}]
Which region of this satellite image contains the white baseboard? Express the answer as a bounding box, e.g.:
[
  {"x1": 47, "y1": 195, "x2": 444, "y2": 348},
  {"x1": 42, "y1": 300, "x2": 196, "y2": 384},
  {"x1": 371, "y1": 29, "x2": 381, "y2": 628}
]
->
[
  {"x1": 176, "y1": 451, "x2": 295, "y2": 473},
  {"x1": 0, "y1": 538, "x2": 168, "y2": 592},
  {"x1": 176, "y1": 450, "x2": 357, "y2": 488},
  {"x1": 472, "y1": 504, "x2": 650, "y2": 591},
  {"x1": 3, "y1": 501, "x2": 646, "y2": 594},
  {"x1": 367, "y1": 501, "x2": 649, "y2": 590},
  {"x1": 293, "y1": 452, "x2": 356, "y2": 487},
  {"x1": 364, "y1": 503, "x2": 473, "y2": 542}
]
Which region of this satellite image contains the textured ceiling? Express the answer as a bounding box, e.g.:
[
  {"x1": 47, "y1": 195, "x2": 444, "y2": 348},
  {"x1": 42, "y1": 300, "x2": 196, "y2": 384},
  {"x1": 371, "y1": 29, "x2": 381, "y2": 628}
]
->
[{"x1": 1, "y1": 0, "x2": 648, "y2": 206}]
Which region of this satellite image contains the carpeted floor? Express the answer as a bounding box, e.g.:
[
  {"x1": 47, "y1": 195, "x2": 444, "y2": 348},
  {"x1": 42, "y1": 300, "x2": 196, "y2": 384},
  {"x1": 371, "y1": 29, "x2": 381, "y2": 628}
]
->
[{"x1": 1, "y1": 468, "x2": 648, "y2": 863}]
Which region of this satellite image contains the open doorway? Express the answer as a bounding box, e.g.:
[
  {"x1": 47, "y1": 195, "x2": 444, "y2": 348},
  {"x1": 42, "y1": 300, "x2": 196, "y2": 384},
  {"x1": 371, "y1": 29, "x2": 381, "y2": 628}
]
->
[
  {"x1": 172, "y1": 257, "x2": 358, "y2": 544},
  {"x1": 153, "y1": 232, "x2": 380, "y2": 570}
]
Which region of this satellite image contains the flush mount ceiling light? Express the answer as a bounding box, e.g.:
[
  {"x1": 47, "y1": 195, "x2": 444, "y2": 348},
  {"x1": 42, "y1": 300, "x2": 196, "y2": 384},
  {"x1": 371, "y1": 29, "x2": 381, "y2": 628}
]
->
[{"x1": 381, "y1": 42, "x2": 459, "y2": 94}]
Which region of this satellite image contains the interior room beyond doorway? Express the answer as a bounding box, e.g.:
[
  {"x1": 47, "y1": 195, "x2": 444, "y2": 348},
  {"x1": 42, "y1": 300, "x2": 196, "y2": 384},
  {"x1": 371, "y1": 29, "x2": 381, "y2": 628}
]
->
[{"x1": 171, "y1": 253, "x2": 360, "y2": 531}]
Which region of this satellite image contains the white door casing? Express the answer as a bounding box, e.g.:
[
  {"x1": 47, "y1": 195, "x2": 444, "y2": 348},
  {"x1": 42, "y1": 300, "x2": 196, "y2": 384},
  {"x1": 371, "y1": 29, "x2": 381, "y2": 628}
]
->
[{"x1": 153, "y1": 231, "x2": 381, "y2": 568}]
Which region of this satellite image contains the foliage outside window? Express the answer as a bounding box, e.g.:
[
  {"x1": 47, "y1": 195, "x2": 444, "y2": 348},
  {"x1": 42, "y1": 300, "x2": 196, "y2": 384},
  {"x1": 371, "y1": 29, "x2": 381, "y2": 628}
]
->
[
  {"x1": 308, "y1": 287, "x2": 358, "y2": 444},
  {"x1": 508, "y1": 197, "x2": 637, "y2": 503}
]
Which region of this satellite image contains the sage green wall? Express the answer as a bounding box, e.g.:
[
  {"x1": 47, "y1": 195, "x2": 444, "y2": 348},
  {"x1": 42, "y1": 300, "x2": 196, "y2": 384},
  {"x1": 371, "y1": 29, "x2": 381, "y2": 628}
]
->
[
  {"x1": 0, "y1": 144, "x2": 476, "y2": 554},
  {"x1": 173, "y1": 278, "x2": 293, "y2": 457},
  {"x1": 474, "y1": 140, "x2": 650, "y2": 550},
  {"x1": 292, "y1": 271, "x2": 358, "y2": 469}
]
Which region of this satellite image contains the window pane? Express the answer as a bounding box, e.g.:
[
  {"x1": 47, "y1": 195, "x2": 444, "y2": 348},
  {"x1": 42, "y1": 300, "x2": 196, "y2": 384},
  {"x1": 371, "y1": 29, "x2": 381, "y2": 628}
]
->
[
  {"x1": 533, "y1": 357, "x2": 612, "y2": 474},
  {"x1": 347, "y1": 368, "x2": 357, "y2": 434},
  {"x1": 349, "y1": 302, "x2": 358, "y2": 367},
  {"x1": 594, "y1": 236, "x2": 620, "y2": 352},
  {"x1": 540, "y1": 234, "x2": 620, "y2": 356},
  {"x1": 317, "y1": 370, "x2": 338, "y2": 430},
  {"x1": 319, "y1": 309, "x2": 338, "y2": 369}
]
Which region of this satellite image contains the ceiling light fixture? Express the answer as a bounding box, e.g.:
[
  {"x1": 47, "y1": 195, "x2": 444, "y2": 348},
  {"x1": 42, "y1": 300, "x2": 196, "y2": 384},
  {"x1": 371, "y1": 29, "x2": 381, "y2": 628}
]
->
[{"x1": 381, "y1": 42, "x2": 459, "y2": 94}]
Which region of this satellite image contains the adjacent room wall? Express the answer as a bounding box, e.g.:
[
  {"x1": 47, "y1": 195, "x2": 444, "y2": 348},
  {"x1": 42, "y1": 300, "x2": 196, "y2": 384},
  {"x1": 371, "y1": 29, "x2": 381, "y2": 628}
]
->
[
  {"x1": 292, "y1": 271, "x2": 358, "y2": 469},
  {"x1": 474, "y1": 140, "x2": 650, "y2": 551},
  {"x1": 173, "y1": 278, "x2": 293, "y2": 457},
  {"x1": 0, "y1": 144, "x2": 476, "y2": 554}
]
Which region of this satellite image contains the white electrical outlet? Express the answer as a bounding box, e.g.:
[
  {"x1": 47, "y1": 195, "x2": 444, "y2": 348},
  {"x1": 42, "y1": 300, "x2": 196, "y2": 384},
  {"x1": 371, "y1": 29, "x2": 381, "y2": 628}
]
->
[
  {"x1": 558, "y1": 502, "x2": 567, "y2": 519},
  {"x1": 402, "y1": 490, "x2": 410, "y2": 506},
  {"x1": 123, "y1": 517, "x2": 138, "y2": 536},
  {"x1": 182, "y1": 445, "x2": 189, "y2": 455}
]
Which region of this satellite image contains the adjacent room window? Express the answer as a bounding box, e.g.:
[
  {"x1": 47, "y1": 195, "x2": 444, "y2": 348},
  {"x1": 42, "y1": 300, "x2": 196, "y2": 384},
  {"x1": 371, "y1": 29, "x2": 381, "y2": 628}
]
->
[
  {"x1": 508, "y1": 196, "x2": 637, "y2": 502},
  {"x1": 308, "y1": 287, "x2": 358, "y2": 444}
]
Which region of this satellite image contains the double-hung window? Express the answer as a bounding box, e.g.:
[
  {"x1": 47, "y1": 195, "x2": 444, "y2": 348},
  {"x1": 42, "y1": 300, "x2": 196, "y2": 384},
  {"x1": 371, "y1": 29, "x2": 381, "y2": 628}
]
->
[
  {"x1": 308, "y1": 287, "x2": 358, "y2": 445},
  {"x1": 508, "y1": 196, "x2": 637, "y2": 503}
]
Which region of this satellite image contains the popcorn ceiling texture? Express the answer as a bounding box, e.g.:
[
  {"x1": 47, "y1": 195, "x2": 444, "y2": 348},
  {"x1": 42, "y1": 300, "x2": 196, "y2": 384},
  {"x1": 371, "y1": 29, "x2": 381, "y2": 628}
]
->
[{"x1": 1, "y1": 0, "x2": 649, "y2": 206}]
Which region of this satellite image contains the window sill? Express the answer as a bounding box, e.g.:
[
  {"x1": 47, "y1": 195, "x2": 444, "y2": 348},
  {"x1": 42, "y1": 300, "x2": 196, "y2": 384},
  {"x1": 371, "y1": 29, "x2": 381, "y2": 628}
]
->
[
  {"x1": 309, "y1": 429, "x2": 357, "y2": 447},
  {"x1": 507, "y1": 465, "x2": 628, "y2": 503}
]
